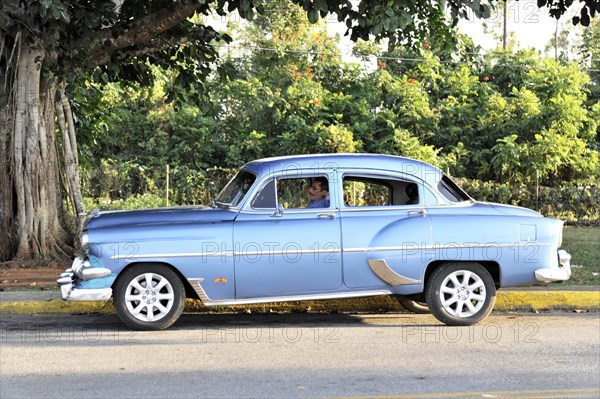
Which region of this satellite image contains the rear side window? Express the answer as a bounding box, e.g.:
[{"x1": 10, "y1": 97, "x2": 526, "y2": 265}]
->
[
  {"x1": 342, "y1": 176, "x2": 420, "y2": 207},
  {"x1": 344, "y1": 178, "x2": 392, "y2": 207},
  {"x1": 438, "y1": 175, "x2": 470, "y2": 203}
]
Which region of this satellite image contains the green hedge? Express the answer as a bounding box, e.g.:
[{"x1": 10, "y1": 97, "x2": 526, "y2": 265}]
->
[
  {"x1": 457, "y1": 179, "x2": 600, "y2": 226},
  {"x1": 81, "y1": 162, "x2": 599, "y2": 225},
  {"x1": 81, "y1": 161, "x2": 235, "y2": 209}
]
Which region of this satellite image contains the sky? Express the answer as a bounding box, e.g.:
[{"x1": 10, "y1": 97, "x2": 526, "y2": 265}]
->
[
  {"x1": 207, "y1": 1, "x2": 589, "y2": 62},
  {"x1": 456, "y1": 0, "x2": 585, "y2": 55},
  {"x1": 316, "y1": 0, "x2": 588, "y2": 64}
]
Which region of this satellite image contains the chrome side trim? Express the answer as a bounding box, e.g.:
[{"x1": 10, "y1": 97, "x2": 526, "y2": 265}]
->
[
  {"x1": 237, "y1": 249, "x2": 341, "y2": 256},
  {"x1": 113, "y1": 242, "x2": 550, "y2": 260},
  {"x1": 340, "y1": 206, "x2": 425, "y2": 213},
  {"x1": 188, "y1": 278, "x2": 208, "y2": 302},
  {"x1": 368, "y1": 259, "x2": 421, "y2": 286},
  {"x1": 111, "y1": 252, "x2": 234, "y2": 260},
  {"x1": 112, "y1": 248, "x2": 341, "y2": 260},
  {"x1": 344, "y1": 242, "x2": 550, "y2": 253},
  {"x1": 187, "y1": 278, "x2": 391, "y2": 306},
  {"x1": 239, "y1": 209, "x2": 337, "y2": 215}
]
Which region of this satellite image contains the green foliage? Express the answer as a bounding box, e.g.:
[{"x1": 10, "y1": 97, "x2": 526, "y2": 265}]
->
[
  {"x1": 580, "y1": 19, "x2": 600, "y2": 106},
  {"x1": 83, "y1": 194, "x2": 167, "y2": 212},
  {"x1": 458, "y1": 179, "x2": 600, "y2": 225},
  {"x1": 558, "y1": 227, "x2": 600, "y2": 286},
  {"x1": 391, "y1": 129, "x2": 444, "y2": 168},
  {"x1": 429, "y1": 50, "x2": 600, "y2": 186},
  {"x1": 73, "y1": 1, "x2": 600, "y2": 226},
  {"x1": 81, "y1": 157, "x2": 236, "y2": 207}
]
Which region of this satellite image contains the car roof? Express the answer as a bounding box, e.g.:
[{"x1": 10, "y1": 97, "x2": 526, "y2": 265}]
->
[{"x1": 243, "y1": 153, "x2": 442, "y2": 182}]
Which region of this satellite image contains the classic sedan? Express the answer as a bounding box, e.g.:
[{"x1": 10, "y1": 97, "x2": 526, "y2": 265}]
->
[{"x1": 57, "y1": 154, "x2": 571, "y2": 330}]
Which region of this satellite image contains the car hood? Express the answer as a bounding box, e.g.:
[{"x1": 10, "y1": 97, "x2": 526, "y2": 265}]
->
[{"x1": 86, "y1": 206, "x2": 238, "y2": 230}]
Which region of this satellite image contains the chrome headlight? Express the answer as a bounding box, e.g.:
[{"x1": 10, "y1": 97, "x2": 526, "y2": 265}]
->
[{"x1": 81, "y1": 231, "x2": 89, "y2": 254}]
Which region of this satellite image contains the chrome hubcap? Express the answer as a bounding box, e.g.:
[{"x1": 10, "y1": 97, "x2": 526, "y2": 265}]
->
[
  {"x1": 124, "y1": 273, "x2": 174, "y2": 322},
  {"x1": 439, "y1": 270, "x2": 486, "y2": 318}
]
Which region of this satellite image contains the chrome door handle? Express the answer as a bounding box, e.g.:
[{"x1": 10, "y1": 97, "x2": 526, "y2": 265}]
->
[
  {"x1": 407, "y1": 209, "x2": 426, "y2": 217},
  {"x1": 317, "y1": 213, "x2": 335, "y2": 219}
]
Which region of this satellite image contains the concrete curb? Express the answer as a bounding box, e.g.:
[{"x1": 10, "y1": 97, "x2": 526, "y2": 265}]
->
[{"x1": 0, "y1": 290, "x2": 598, "y2": 315}]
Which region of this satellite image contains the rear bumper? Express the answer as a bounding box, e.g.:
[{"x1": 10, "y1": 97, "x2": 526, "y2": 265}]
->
[
  {"x1": 535, "y1": 250, "x2": 572, "y2": 282},
  {"x1": 57, "y1": 257, "x2": 113, "y2": 301}
]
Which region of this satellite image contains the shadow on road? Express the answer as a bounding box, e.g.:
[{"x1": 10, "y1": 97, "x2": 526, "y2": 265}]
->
[{"x1": 1, "y1": 311, "x2": 441, "y2": 333}]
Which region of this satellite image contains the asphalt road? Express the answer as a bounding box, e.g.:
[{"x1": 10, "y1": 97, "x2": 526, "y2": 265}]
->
[{"x1": 1, "y1": 312, "x2": 599, "y2": 399}]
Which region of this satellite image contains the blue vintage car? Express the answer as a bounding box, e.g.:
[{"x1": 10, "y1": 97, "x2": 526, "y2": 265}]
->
[{"x1": 58, "y1": 154, "x2": 571, "y2": 330}]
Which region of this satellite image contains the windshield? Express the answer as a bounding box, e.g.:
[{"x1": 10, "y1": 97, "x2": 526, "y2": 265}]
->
[{"x1": 213, "y1": 170, "x2": 256, "y2": 208}]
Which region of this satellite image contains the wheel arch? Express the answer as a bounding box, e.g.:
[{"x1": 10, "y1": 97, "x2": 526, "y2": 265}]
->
[
  {"x1": 112, "y1": 261, "x2": 200, "y2": 300},
  {"x1": 424, "y1": 260, "x2": 501, "y2": 289}
]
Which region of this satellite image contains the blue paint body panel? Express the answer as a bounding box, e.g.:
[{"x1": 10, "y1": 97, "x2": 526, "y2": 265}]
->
[{"x1": 71, "y1": 154, "x2": 567, "y2": 304}]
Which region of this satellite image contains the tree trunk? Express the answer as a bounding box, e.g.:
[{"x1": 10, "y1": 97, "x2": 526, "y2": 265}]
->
[
  {"x1": 0, "y1": 33, "x2": 79, "y2": 260},
  {"x1": 1, "y1": 0, "x2": 205, "y2": 261},
  {"x1": 0, "y1": 33, "x2": 15, "y2": 260}
]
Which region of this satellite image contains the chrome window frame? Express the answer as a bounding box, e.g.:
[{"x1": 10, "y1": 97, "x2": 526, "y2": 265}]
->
[{"x1": 335, "y1": 169, "x2": 445, "y2": 211}]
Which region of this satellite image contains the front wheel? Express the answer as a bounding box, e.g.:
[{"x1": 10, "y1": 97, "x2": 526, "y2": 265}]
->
[
  {"x1": 113, "y1": 264, "x2": 185, "y2": 331},
  {"x1": 425, "y1": 263, "x2": 496, "y2": 326}
]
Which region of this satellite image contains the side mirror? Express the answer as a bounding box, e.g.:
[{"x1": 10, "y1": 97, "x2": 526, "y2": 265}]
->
[{"x1": 271, "y1": 203, "x2": 284, "y2": 217}]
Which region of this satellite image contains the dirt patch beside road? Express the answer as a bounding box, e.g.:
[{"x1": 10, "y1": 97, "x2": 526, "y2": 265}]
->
[{"x1": 0, "y1": 260, "x2": 68, "y2": 289}]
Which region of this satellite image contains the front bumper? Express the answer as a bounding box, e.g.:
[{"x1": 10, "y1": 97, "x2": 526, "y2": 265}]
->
[
  {"x1": 57, "y1": 257, "x2": 113, "y2": 301},
  {"x1": 535, "y1": 250, "x2": 572, "y2": 282}
]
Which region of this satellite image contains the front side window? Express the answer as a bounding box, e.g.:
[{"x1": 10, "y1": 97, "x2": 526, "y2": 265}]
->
[
  {"x1": 214, "y1": 170, "x2": 256, "y2": 208},
  {"x1": 251, "y1": 175, "x2": 331, "y2": 209},
  {"x1": 251, "y1": 179, "x2": 276, "y2": 209}
]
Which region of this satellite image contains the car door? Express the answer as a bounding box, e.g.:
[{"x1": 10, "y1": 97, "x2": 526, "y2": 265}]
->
[
  {"x1": 338, "y1": 172, "x2": 434, "y2": 290},
  {"x1": 233, "y1": 170, "x2": 343, "y2": 298}
]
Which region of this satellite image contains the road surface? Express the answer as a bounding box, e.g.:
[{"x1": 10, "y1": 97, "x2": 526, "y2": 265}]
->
[{"x1": 1, "y1": 312, "x2": 599, "y2": 398}]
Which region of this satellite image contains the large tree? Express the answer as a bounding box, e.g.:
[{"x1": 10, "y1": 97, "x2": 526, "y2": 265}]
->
[{"x1": 0, "y1": 0, "x2": 598, "y2": 261}]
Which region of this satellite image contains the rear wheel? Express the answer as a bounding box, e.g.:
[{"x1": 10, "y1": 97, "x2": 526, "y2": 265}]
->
[
  {"x1": 113, "y1": 264, "x2": 185, "y2": 331},
  {"x1": 426, "y1": 263, "x2": 496, "y2": 326}
]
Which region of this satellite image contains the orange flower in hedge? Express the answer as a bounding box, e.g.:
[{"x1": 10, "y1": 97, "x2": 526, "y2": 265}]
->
[
  {"x1": 482, "y1": 76, "x2": 490, "y2": 82},
  {"x1": 305, "y1": 73, "x2": 315, "y2": 78},
  {"x1": 377, "y1": 61, "x2": 386, "y2": 68},
  {"x1": 408, "y1": 78, "x2": 417, "y2": 84},
  {"x1": 424, "y1": 43, "x2": 430, "y2": 49},
  {"x1": 306, "y1": 67, "x2": 313, "y2": 72},
  {"x1": 312, "y1": 99, "x2": 321, "y2": 106},
  {"x1": 291, "y1": 66, "x2": 298, "y2": 72}
]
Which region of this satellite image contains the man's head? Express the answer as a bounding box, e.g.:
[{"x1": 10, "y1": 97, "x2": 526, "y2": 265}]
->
[{"x1": 307, "y1": 177, "x2": 329, "y2": 202}]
